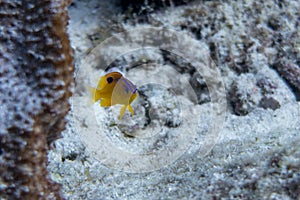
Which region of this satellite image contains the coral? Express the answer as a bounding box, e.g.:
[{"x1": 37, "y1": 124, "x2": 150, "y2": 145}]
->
[{"x1": 0, "y1": 0, "x2": 73, "y2": 199}]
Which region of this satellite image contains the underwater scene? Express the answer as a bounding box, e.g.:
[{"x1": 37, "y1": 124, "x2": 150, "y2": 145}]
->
[{"x1": 1, "y1": 0, "x2": 299, "y2": 199}]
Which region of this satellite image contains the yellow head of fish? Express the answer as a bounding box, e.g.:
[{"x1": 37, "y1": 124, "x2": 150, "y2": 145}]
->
[{"x1": 89, "y1": 71, "x2": 138, "y2": 119}]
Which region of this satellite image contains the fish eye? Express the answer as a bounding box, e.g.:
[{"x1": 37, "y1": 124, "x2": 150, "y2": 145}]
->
[{"x1": 107, "y1": 77, "x2": 113, "y2": 84}]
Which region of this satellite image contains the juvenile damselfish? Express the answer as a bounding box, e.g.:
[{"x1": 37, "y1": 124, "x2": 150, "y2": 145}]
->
[{"x1": 89, "y1": 71, "x2": 138, "y2": 119}]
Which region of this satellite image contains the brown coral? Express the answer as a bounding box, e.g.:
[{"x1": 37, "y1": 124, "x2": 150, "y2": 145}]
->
[{"x1": 0, "y1": 0, "x2": 73, "y2": 199}]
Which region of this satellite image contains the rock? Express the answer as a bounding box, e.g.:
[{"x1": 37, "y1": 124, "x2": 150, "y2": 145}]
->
[
  {"x1": 229, "y1": 74, "x2": 262, "y2": 116},
  {"x1": 259, "y1": 97, "x2": 280, "y2": 111},
  {"x1": 120, "y1": 0, "x2": 192, "y2": 13},
  {"x1": 272, "y1": 60, "x2": 300, "y2": 100},
  {"x1": 47, "y1": 0, "x2": 300, "y2": 199}
]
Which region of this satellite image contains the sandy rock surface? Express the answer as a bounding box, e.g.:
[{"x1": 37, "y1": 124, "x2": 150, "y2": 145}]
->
[{"x1": 48, "y1": 0, "x2": 300, "y2": 199}]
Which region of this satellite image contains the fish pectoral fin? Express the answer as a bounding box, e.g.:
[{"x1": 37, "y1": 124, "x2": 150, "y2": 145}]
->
[
  {"x1": 128, "y1": 105, "x2": 134, "y2": 116},
  {"x1": 100, "y1": 98, "x2": 111, "y2": 107},
  {"x1": 86, "y1": 85, "x2": 103, "y2": 103},
  {"x1": 118, "y1": 105, "x2": 127, "y2": 120},
  {"x1": 86, "y1": 85, "x2": 96, "y2": 103}
]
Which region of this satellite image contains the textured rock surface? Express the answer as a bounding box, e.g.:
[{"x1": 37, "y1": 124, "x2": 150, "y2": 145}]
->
[
  {"x1": 272, "y1": 59, "x2": 300, "y2": 100},
  {"x1": 120, "y1": 0, "x2": 192, "y2": 14},
  {"x1": 0, "y1": 0, "x2": 73, "y2": 199},
  {"x1": 48, "y1": 0, "x2": 299, "y2": 199}
]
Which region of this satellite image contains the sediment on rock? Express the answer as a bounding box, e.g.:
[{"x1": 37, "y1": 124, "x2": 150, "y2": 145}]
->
[{"x1": 0, "y1": 0, "x2": 73, "y2": 199}]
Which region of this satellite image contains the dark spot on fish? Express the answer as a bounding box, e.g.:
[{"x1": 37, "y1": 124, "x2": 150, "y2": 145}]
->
[{"x1": 107, "y1": 77, "x2": 113, "y2": 84}]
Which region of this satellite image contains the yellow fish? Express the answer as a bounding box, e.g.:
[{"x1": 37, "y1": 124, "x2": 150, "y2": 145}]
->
[{"x1": 89, "y1": 71, "x2": 138, "y2": 119}]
